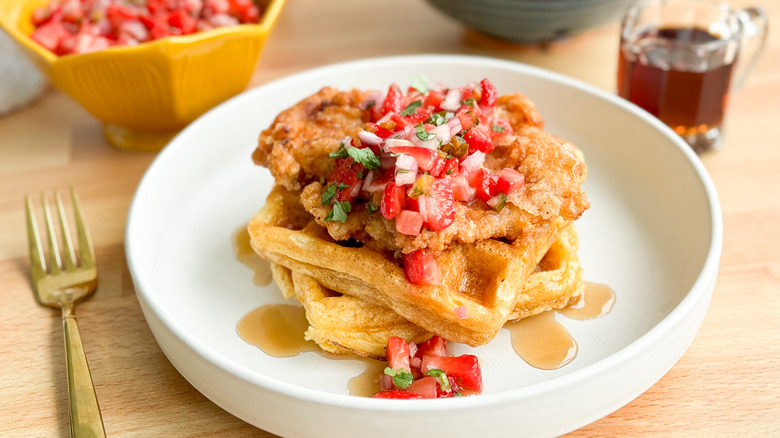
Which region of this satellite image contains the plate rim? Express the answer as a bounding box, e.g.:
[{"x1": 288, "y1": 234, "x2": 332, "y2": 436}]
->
[{"x1": 126, "y1": 54, "x2": 723, "y2": 412}]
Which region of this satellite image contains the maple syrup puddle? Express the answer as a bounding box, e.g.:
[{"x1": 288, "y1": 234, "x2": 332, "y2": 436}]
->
[
  {"x1": 237, "y1": 304, "x2": 384, "y2": 396},
  {"x1": 506, "y1": 282, "x2": 615, "y2": 370},
  {"x1": 234, "y1": 226, "x2": 272, "y2": 286}
]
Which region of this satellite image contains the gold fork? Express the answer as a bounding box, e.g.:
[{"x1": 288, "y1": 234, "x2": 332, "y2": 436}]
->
[{"x1": 26, "y1": 188, "x2": 106, "y2": 438}]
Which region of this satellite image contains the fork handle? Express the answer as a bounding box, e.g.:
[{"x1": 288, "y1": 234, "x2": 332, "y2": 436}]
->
[{"x1": 63, "y1": 313, "x2": 107, "y2": 438}]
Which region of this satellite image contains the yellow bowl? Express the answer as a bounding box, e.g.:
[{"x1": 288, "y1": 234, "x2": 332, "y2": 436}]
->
[{"x1": 0, "y1": 0, "x2": 286, "y2": 151}]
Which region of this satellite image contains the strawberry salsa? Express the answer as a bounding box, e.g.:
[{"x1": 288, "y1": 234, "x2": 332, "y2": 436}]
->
[
  {"x1": 30, "y1": 0, "x2": 263, "y2": 56},
  {"x1": 373, "y1": 335, "x2": 482, "y2": 399},
  {"x1": 320, "y1": 77, "x2": 526, "y2": 286}
]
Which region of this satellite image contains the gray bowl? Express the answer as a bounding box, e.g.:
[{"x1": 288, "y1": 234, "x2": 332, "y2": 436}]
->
[{"x1": 425, "y1": 0, "x2": 637, "y2": 44}]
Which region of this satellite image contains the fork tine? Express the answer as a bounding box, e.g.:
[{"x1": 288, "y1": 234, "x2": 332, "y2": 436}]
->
[
  {"x1": 55, "y1": 190, "x2": 78, "y2": 272},
  {"x1": 41, "y1": 192, "x2": 63, "y2": 275},
  {"x1": 70, "y1": 187, "x2": 96, "y2": 269},
  {"x1": 25, "y1": 195, "x2": 48, "y2": 283}
]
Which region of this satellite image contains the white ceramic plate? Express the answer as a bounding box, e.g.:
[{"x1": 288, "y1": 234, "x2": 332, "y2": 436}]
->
[{"x1": 126, "y1": 55, "x2": 722, "y2": 438}]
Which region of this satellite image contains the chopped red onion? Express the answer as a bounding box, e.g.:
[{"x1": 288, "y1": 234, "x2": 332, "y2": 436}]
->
[
  {"x1": 440, "y1": 89, "x2": 462, "y2": 111},
  {"x1": 358, "y1": 130, "x2": 383, "y2": 146},
  {"x1": 395, "y1": 154, "x2": 418, "y2": 186}
]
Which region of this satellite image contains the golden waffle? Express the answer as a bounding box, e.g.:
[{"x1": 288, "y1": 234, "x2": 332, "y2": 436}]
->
[
  {"x1": 269, "y1": 224, "x2": 583, "y2": 358},
  {"x1": 271, "y1": 265, "x2": 432, "y2": 358},
  {"x1": 249, "y1": 185, "x2": 571, "y2": 346}
]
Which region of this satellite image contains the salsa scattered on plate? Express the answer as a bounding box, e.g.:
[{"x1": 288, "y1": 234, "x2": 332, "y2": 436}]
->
[
  {"x1": 30, "y1": 0, "x2": 263, "y2": 56},
  {"x1": 373, "y1": 336, "x2": 483, "y2": 399}
]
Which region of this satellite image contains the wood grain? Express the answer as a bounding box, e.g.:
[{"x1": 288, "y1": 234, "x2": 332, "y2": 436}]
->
[{"x1": 1, "y1": 0, "x2": 778, "y2": 436}]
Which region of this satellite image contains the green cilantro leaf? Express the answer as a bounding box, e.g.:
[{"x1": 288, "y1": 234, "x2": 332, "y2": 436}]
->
[
  {"x1": 400, "y1": 100, "x2": 423, "y2": 116},
  {"x1": 491, "y1": 123, "x2": 505, "y2": 133},
  {"x1": 424, "y1": 368, "x2": 452, "y2": 392},
  {"x1": 321, "y1": 183, "x2": 337, "y2": 205},
  {"x1": 384, "y1": 367, "x2": 414, "y2": 388},
  {"x1": 337, "y1": 182, "x2": 351, "y2": 190},
  {"x1": 426, "y1": 111, "x2": 447, "y2": 126},
  {"x1": 328, "y1": 143, "x2": 349, "y2": 159},
  {"x1": 460, "y1": 97, "x2": 475, "y2": 107},
  {"x1": 324, "y1": 201, "x2": 351, "y2": 223},
  {"x1": 415, "y1": 124, "x2": 436, "y2": 141},
  {"x1": 366, "y1": 203, "x2": 378, "y2": 214},
  {"x1": 346, "y1": 146, "x2": 381, "y2": 170},
  {"x1": 411, "y1": 75, "x2": 429, "y2": 94}
]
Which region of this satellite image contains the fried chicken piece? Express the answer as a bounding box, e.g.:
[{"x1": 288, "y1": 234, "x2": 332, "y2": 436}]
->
[
  {"x1": 254, "y1": 87, "x2": 589, "y2": 255},
  {"x1": 252, "y1": 87, "x2": 371, "y2": 191}
]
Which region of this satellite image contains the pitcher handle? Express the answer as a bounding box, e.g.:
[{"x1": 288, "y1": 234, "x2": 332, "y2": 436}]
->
[{"x1": 735, "y1": 6, "x2": 768, "y2": 90}]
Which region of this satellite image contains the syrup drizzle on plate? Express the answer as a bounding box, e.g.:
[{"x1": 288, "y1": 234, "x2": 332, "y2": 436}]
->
[
  {"x1": 234, "y1": 226, "x2": 272, "y2": 287},
  {"x1": 506, "y1": 282, "x2": 616, "y2": 370},
  {"x1": 237, "y1": 303, "x2": 384, "y2": 396}
]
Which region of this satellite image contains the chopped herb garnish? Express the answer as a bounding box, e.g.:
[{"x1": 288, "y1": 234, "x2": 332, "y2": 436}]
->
[
  {"x1": 321, "y1": 183, "x2": 337, "y2": 205},
  {"x1": 365, "y1": 99, "x2": 376, "y2": 109},
  {"x1": 415, "y1": 124, "x2": 436, "y2": 141},
  {"x1": 337, "y1": 182, "x2": 351, "y2": 190},
  {"x1": 366, "y1": 203, "x2": 378, "y2": 214},
  {"x1": 491, "y1": 123, "x2": 505, "y2": 133},
  {"x1": 460, "y1": 97, "x2": 475, "y2": 107},
  {"x1": 324, "y1": 200, "x2": 351, "y2": 223},
  {"x1": 446, "y1": 168, "x2": 455, "y2": 175},
  {"x1": 411, "y1": 75, "x2": 429, "y2": 94},
  {"x1": 396, "y1": 169, "x2": 411, "y2": 174},
  {"x1": 424, "y1": 369, "x2": 452, "y2": 392},
  {"x1": 328, "y1": 143, "x2": 350, "y2": 159},
  {"x1": 346, "y1": 145, "x2": 381, "y2": 170},
  {"x1": 400, "y1": 100, "x2": 422, "y2": 116},
  {"x1": 427, "y1": 111, "x2": 447, "y2": 126},
  {"x1": 384, "y1": 367, "x2": 414, "y2": 388}
]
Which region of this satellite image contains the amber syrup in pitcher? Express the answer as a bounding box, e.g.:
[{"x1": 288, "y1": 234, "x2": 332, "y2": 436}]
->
[{"x1": 618, "y1": 27, "x2": 736, "y2": 152}]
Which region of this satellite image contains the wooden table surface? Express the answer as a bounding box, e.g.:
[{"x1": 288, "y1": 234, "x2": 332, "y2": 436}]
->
[{"x1": 2, "y1": 0, "x2": 778, "y2": 436}]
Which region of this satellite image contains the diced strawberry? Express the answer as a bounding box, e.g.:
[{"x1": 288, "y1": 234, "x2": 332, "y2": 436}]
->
[
  {"x1": 168, "y1": 9, "x2": 197, "y2": 34},
  {"x1": 404, "y1": 105, "x2": 432, "y2": 125},
  {"x1": 389, "y1": 112, "x2": 414, "y2": 131},
  {"x1": 385, "y1": 146, "x2": 438, "y2": 171},
  {"x1": 421, "y1": 178, "x2": 455, "y2": 231},
  {"x1": 469, "y1": 168, "x2": 498, "y2": 202},
  {"x1": 31, "y1": 7, "x2": 54, "y2": 27},
  {"x1": 372, "y1": 390, "x2": 423, "y2": 399},
  {"x1": 380, "y1": 83, "x2": 403, "y2": 116},
  {"x1": 31, "y1": 21, "x2": 70, "y2": 53},
  {"x1": 441, "y1": 157, "x2": 459, "y2": 177},
  {"x1": 415, "y1": 336, "x2": 448, "y2": 358},
  {"x1": 497, "y1": 168, "x2": 525, "y2": 194},
  {"x1": 395, "y1": 210, "x2": 423, "y2": 235},
  {"x1": 427, "y1": 156, "x2": 446, "y2": 178},
  {"x1": 480, "y1": 78, "x2": 498, "y2": 108},
  {"x1": 489, "y1": 119, "x2": 513, "y2": 138},
  {"x1": 59, "y1": 0, "x2": 82, "y2": 24},
  {"x1": 407, "y1": 376, "x2": 439, "y2": 399},
  {"x1": 451, "y1": 172, "x2": 474, "y2": 203},
  {"x1": 386, "y1": 336, "x2": 411, "y2": 372},
  {"x1": 204, "y1": 0, "x2": 231, "y2": 15},
  {"x1": 72, "y1": 32, "x2": 110, "y2": 54},
  {"x1": 424, "y1": 89, "x2": 444, "y2": 109},
  {"x1": 363, "y1": 122, "x2": 396, "y2": 139},
  {"x1": 402, "y1": 249, "x2": 440, "y2": 286},
  {"x1": 455, "y1": 108, "x2": 479, "y2": 132},
  {"x1": 421, "y1": 355, "x2": 483, "y2": 392},
  {"x1": 380, "y1": 182, "x2": 406, "y2": 220},
  {"x1": 464, "y1": 127, "x2": 494, "y2": 153},
  {"x1": 329, "y1": 158, "x2": 365, "y2": 202}
]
